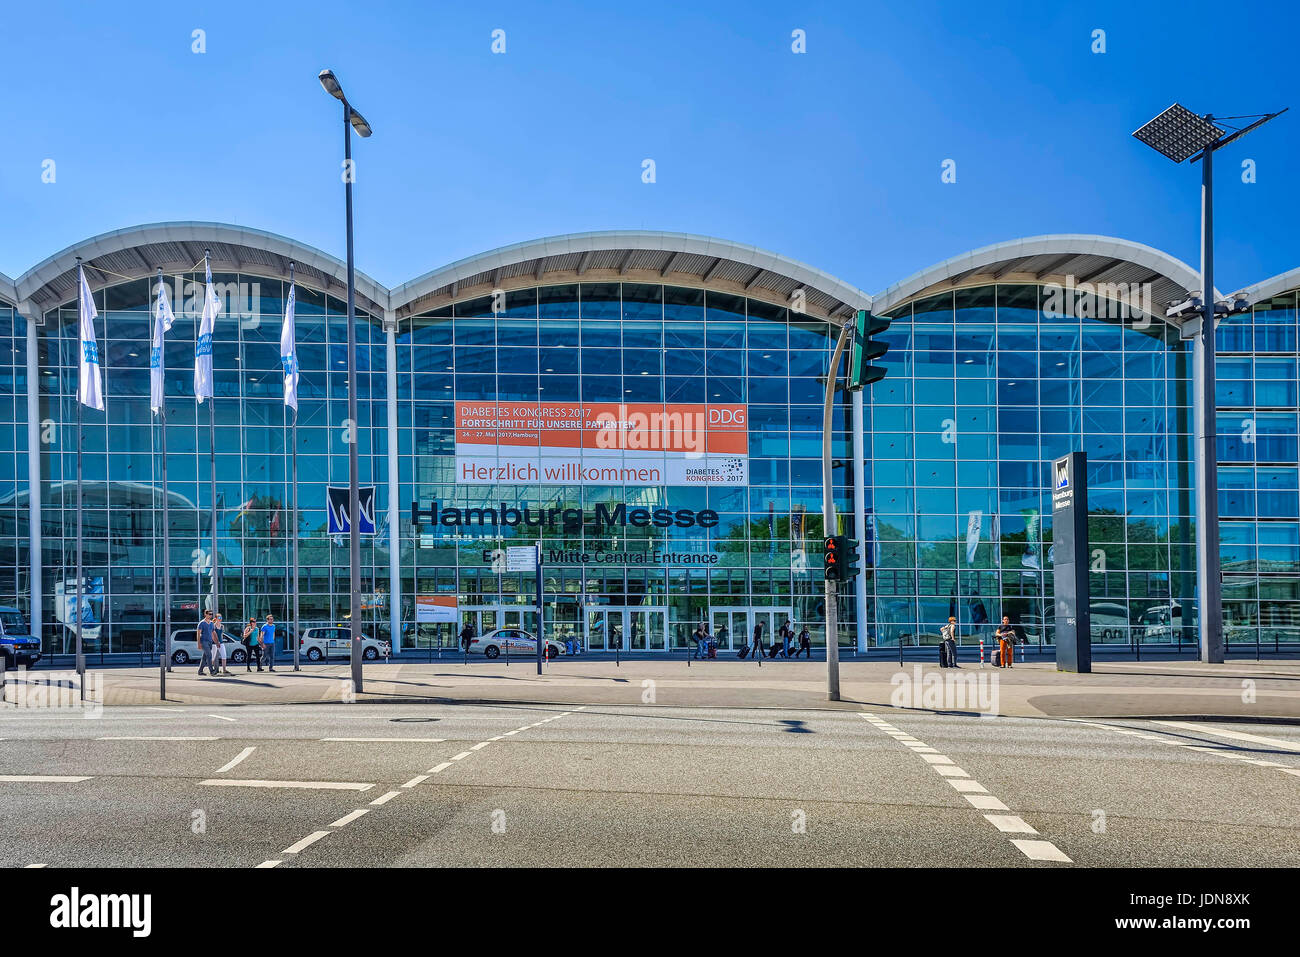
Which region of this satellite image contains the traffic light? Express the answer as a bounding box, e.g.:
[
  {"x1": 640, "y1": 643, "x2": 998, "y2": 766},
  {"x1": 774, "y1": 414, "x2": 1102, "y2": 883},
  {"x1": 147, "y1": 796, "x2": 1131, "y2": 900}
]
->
[
  {"x1": 823, "y1": 535, "x2": 844, "y2": 581},
  {"x1": 848, "y1": 309, "x2": 891, "y2": 390},
  {"x1": 840, "y1": 536, "x2": 861, "y2": 580},
  {"x1": 823, "y1": 535, "x2": 862, "y2": 582}
]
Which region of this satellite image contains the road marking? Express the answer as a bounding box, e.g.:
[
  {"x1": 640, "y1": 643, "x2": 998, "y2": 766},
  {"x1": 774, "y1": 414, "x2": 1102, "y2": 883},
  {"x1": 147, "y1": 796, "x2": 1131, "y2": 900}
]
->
[
  {"x1": 470, "y1": 742, "x2": 490, "y2": 751},
  {"x1": 216, "y1": 747, "x2": 256, "y2": 773},
  {"x1": 99, "y1": 736, "x2": 219, "y2": 741},
  {"x1": 1011, "y1": 839, "x2": 1072, "y2": 863},
  {"x1": 427, "y1": 762, "x2": 452, "y2": 773},
  {"x1": 321, "y1": 737, "x2": 446, "y2": 743},
  {"x1": 1280, "y1": 769, "x2": 1300, "y2": 778},
  {"x1": 401, "y1": 775, "x2": 429, "y2": 788},
  {"x1": 984, "y1": 815, "x2": 1038, "y2": 834},
  {"x1": 964, "y1": 795, "x2": 1010, "y2": 811},
  {"x1": 328, "y1": 809, "x2": 369, "y2": 828},
  {"x1": 1154, "y1": 721, "x2": 1300, "y2": 753},
  {"x1": 932, "y1": 764, "x2": 969, "y2": 777},
  {"x1": 0, "y1": 775, "x2": 92, "y2": 783},
  {"x1": 283, "y1": 831, "x2": 331, "y2": 854},
  {"x1": 908, "y1": 746, "x2": 939, "y2": 753},
  {"x1": 1246, "y1": 760, "x2": 1285, "y2": 767},
  {"x1": 488, "y1": 735, "x2": 504, "y2": 741},
  {"x1": 145, "y1": 707, "x2": 183, "y2": 712},
  {"x1": 920, "y1": 754, "x2": 952, "y2": 764},
  {"x1": 200, "y1": 779, "x2": 373, "y2": 791},
  {"x1": 255, "y1": 860, "x2": 281, "y2": 868},
  {"x1": 946, "y1": 779, "x2": 987, "y2": 793},
  {"x1": 207, "y1": 714, "x2": 236, "y2": 722},
  {"x1": 370, "y1": 790, "x2": 402, "y2": 805},
  {"x1": 451, "y1": 751, "x2": 471, "y2": 760},
  {"x1": 24, "y1": 863, "x2": 47, "y2": 868}
]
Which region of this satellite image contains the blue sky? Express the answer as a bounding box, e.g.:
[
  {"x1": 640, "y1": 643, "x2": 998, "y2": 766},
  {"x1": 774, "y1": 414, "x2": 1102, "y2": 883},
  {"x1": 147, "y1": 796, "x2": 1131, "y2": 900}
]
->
[{"x1": 3, "y1": 0, "x2": 1296, "y2": 293}]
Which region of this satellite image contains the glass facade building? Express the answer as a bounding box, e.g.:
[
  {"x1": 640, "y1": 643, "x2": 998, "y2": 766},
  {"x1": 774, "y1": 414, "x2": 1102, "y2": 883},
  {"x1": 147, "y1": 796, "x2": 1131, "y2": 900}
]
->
[{"x1": 1, "y1": 226, "x2": 1296, "y2": 658}]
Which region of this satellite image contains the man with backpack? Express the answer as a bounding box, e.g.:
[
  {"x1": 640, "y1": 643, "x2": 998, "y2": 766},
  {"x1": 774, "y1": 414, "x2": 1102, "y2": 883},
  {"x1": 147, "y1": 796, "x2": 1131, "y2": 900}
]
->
[{"x1": 940, "y1": 616, "x2": 959, "y2": 668}]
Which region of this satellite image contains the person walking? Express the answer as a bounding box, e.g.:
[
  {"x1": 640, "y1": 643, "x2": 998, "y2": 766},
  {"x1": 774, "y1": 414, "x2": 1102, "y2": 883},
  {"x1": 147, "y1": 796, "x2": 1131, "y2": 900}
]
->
[
  {"x1": 242, "y1": 617, "x2": 258, "y2": 671},
  {"x1": 780, "y1": 620, "x2": 793, "y2": 659},
  {"x1": 693, "y1": 621, "x2": 708, "y2": 659},
  {"x1": 752, "y1": 620, "x2": 766, "y2": 660},
  {"x1": 196, "y1": 608, "x2": 216, "y2": 676},
  {"x1": 260, "y1": 614, "x2": 277, "y2": 672},
  {"x1": 213, "y1": 614, "x2": 233, "y2": 676},
  {"x1": 995, "y1": 616, "x2": 1016, "y2": 668},
  {"x1": 792, "y1": 623, "x2": 811, "y2": 659},
  {"x1": 940, "y1": 616, "x2": 959, "y2": 668},
  {"x1": 717, "y1": 623, "x2": 729, "y2": 653},
  {"x1": 459, "y1": 620, "x2": 475, "y2": 654}
]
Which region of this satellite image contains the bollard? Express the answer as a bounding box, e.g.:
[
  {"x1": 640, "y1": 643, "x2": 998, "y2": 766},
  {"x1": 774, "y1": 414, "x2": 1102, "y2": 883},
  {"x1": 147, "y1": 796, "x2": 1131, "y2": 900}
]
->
[
  {"x1": 979, "y1": 639, "x2": 985, "y2": 668},
  {"x1": 159, "y1": 653, "x2": 166, "y2": 701},
  {"x1": 0, "y1": 653, "x2": 6, "y2": 703}
]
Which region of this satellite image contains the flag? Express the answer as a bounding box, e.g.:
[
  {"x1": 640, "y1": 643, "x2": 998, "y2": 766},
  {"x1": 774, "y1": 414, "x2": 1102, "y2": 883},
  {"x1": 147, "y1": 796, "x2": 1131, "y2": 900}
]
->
[
  {"x1": 76, "y1": 265, "x2": 105, "y2": 411},
  {"x1": 965, "y1": 510, "x2": 982, "y2": 564},
  {"x1": 195, "y1": 259, "x2": 220, "y2": 402},
  {"x1": 150, "y1": 278, "x2": 175, "y2": 414},
  {"x1": 280, "y1": 279, "x2": 299, "y2": 411}
]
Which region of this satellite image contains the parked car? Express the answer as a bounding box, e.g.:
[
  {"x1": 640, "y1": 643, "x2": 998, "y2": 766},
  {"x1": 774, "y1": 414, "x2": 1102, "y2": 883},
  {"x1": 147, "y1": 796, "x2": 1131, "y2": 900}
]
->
[
  {"x1": 298, "y1": 625, "x2": 391, "y2": 662},
  {"x1": 468, "y1": 628, "x2": 564, "y2": 660},
  {"x1": 168, "y1": 627, "x2": 248, "y2": 666},
  {"x1": 0, "y1": 606, "x2": 42, "y2": 667}
]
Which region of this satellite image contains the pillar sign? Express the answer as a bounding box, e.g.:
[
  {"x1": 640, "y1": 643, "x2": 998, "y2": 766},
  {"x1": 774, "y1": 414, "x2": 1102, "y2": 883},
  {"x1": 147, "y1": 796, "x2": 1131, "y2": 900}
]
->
[{"x1": 1051, "y1": 452, "x2": 1091, "y2": 673}]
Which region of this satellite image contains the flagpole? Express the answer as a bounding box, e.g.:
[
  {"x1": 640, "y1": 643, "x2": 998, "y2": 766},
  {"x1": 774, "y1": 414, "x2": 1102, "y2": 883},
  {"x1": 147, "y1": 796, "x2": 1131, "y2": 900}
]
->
[
  {"x1": 288, "y1": 263, "x2": 301, "y2": 671},
  {"x1": 204, "y1": 251, "x2": 219, "y2": 616},
  {"x1": 157, "y1": 269, "x2": 173, "y2": 671},
  {"x1": 74, "y1": 259, "x2": 86, "y2": 698}
]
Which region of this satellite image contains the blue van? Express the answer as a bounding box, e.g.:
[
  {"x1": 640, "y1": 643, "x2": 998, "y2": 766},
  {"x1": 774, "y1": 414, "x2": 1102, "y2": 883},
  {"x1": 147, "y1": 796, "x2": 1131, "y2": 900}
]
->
[{"x1": 0, "y1": 607, "x2": 42, "y2": 667}]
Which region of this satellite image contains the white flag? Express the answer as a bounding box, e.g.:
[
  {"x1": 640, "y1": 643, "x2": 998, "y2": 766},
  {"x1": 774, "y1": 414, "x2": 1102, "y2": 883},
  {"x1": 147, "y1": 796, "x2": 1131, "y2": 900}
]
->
[
  {"x1": 280, "y1": 281, "x2": 299, "y2": 411},
  {"x1": 195, "y1": 260, "x2": 220, "y2": 402},
  {"x1": 150, "y1": 279, "x2": 175, "y2": 414},
  {"x1": 76, "y1": 265, "x2": 105, "y2": 411},
  {"x1": 965, "y1": 510, "x2": 982, "y2": 565}
]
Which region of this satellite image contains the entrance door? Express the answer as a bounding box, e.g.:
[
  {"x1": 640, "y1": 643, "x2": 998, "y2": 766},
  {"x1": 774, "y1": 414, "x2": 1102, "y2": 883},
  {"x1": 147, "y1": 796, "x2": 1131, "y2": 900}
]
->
[
  {"x1": 461, "y1": 606, "x2": 538, "y2": 641},
  {"x1": 586, "y1": 607, "x2": 665, "y2": 651},
  {"x1": 628, "y1": 608, "x2": 666, "y2": 651},
  {"x1": 712, "y1": 608, "x2": 794, "y2": 650}
]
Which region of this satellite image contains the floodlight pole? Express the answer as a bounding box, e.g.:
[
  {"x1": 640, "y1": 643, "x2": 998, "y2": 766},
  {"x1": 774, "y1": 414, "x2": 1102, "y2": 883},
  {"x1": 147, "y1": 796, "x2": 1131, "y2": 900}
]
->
[{"x1": 1194, "y1": 143, "x2": 1223, "y2": 663}]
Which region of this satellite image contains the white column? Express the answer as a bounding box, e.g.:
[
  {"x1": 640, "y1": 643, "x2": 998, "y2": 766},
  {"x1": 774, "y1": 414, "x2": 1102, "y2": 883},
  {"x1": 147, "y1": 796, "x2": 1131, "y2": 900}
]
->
[
  {"x1": 24, "y1": 307, "x2": 42, "y2": 639},
  {"x1": 385, "y1": 318, "x2": 401, "y2": 653},
  {"x1": 851, "y1": 389, "x2": 868, "y2": 653}
]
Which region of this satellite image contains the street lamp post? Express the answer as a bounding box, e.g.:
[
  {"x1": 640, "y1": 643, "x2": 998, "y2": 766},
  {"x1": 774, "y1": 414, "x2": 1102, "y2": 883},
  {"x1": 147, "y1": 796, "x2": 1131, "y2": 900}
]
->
[
  {"x1": 319, "y1": 69, "x2": 373, "y2": 693},
  {"x1": 1133, "y1": 103, "x2": 1286, "y2": 664}
]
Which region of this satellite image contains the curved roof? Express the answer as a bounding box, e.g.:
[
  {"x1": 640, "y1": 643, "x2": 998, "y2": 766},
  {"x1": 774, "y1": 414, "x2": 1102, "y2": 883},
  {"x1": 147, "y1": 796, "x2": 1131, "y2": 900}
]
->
[
  {"x1": 1238, "y1": 266, "x2": 1300, "y2": 304},
  {"x1": 870, "y1": 234, "x2": 1213, "y2": 325},
  {"x1": 0, "y1": 272, "x2": 15, "y2": 306},
  {"x1": 14, "y1": 222, "x2": 388, "y2": 318},
  {"x1": 389, "y1": 230, "x2": 873, "y2": 322}
]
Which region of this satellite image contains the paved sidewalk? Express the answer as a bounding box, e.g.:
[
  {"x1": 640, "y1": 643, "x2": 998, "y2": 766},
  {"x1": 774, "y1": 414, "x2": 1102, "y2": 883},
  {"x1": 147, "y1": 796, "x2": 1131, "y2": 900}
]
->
[{"x1": 13, "y1": 658, "x2": 1299, "y2": 720}]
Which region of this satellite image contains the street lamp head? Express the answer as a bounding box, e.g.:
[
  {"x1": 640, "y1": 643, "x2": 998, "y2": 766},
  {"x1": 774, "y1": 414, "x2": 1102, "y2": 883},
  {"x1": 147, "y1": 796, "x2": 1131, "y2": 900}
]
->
[
  {"x1": 1133, "y1": 103, "x2": 1223, "y2": 163},
  {"x1": 318, "y1": 69, "x2": 345, "y2": 101},
  {"x1": 349, "y1": 108, "x2": 373, "y2": 138}
]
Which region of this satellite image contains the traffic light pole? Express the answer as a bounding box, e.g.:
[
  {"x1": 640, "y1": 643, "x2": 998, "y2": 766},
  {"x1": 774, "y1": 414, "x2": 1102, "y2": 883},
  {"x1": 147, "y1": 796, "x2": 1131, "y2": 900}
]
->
[{"x1": 822, "y1": 323, "x2": 853, "y2": 701}]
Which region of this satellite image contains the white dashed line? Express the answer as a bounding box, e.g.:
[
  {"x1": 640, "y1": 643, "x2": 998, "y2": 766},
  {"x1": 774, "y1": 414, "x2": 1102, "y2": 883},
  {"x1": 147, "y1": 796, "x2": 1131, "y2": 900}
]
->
[
  {"x1": 1154, "y1": 721, "x2": 1300, "y2": 753},
  {"x1": 1011, "y1": 839, "x2": 1072, "y2": 862},
  {"x1": 255, "y1": 860, "x2": 281, "y2": 868},
  {"x1": 216, "y1": 747, "x2": 256, "y2": 773},
  {"x1": 470, "y1": 742, "x2": 490, "y2": 751},
  {"x1": 321, "y1": 737, "x2": 446, "y2": 743},
  {"x1": 427, "y1": 762, "x2": 452, "y2": 773},
  {"x1": 401, "y1": 775, "x2": 429, "y2": 788},
  {"x1": 99, "y1": 736, "x2": 219, "y2": 741},
  {"x1": 451, "y1": 752, "x2": 471, "y2": 760},
  {"x1": 984, "y1": 815, "x2": 1038, "y2": 834},
  {"x1": 207, "y1": 714, "x2": 236, "y2": 722},
  {"x1": 370, "y1": 790, "x2": 402, "y2": 806},
  {"x1": 328, "y1": 809, "x2": 369, "y2": 828},
  {"x1": 283, "y1": 831, "x2": 331, "y2": 854},
  {"x1": 201, "y1": 779, "x2": 373, "y2": 791},
  {"x1": 859, "y1": 711, "x2": 1072, "y2": 864},
  {"x1": 24, "y1": 863, "x2": 47, "y2": 868},
  {"x1": 0, "y1": 775, "x2": 92, "y2": 783}
]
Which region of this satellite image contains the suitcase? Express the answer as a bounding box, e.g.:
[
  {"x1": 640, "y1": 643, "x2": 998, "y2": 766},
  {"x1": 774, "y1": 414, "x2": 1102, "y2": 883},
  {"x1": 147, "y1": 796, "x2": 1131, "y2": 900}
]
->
[
  {"x1": 737, "y1": 644, "x2": 750, "y2": 659},
  {"x1": 991, "y1": 648, "x2": 1001, "y2": 667},
  {"x1": 707, "y1": 641, "x2": 717, "y2": 659}
]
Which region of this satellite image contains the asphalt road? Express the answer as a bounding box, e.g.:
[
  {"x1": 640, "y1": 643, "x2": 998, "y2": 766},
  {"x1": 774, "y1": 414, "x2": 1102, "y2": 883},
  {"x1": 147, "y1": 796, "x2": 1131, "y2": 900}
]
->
[{"x1": 2, "y1": 703, "x2": 1297, "y2": 867}]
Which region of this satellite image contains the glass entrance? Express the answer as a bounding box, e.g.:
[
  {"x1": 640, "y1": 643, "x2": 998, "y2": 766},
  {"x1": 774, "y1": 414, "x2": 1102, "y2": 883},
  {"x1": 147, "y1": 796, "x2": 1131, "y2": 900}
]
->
[
  {"x1": 711, "y1": 608, "x2": 795, "y2": 651},
  {"x1": 585, "y1": 607, "x2": 666, "y2": 651},
  {"x1": 461, "y1": 606, "x2": 538, "y2": 640}
]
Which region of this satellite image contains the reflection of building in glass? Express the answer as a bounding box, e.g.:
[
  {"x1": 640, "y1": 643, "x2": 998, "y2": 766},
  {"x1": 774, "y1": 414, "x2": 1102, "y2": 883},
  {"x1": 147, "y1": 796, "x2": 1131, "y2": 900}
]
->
[{"x1": 0, "y1": 225, "x2": 1296, "y2": 655}]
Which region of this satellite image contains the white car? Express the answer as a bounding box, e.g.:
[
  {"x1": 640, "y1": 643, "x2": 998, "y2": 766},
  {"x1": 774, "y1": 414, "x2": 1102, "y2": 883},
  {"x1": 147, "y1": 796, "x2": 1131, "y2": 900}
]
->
[
  {"x1": 468, "y1": 628, "x2": 564, "y2": 660},
  {"x1": 298, "y1": 626, "x2": 391, "y2": 662},
  {"x1": 169, "y1": 628, "x2": 248, "y2": 666}
]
